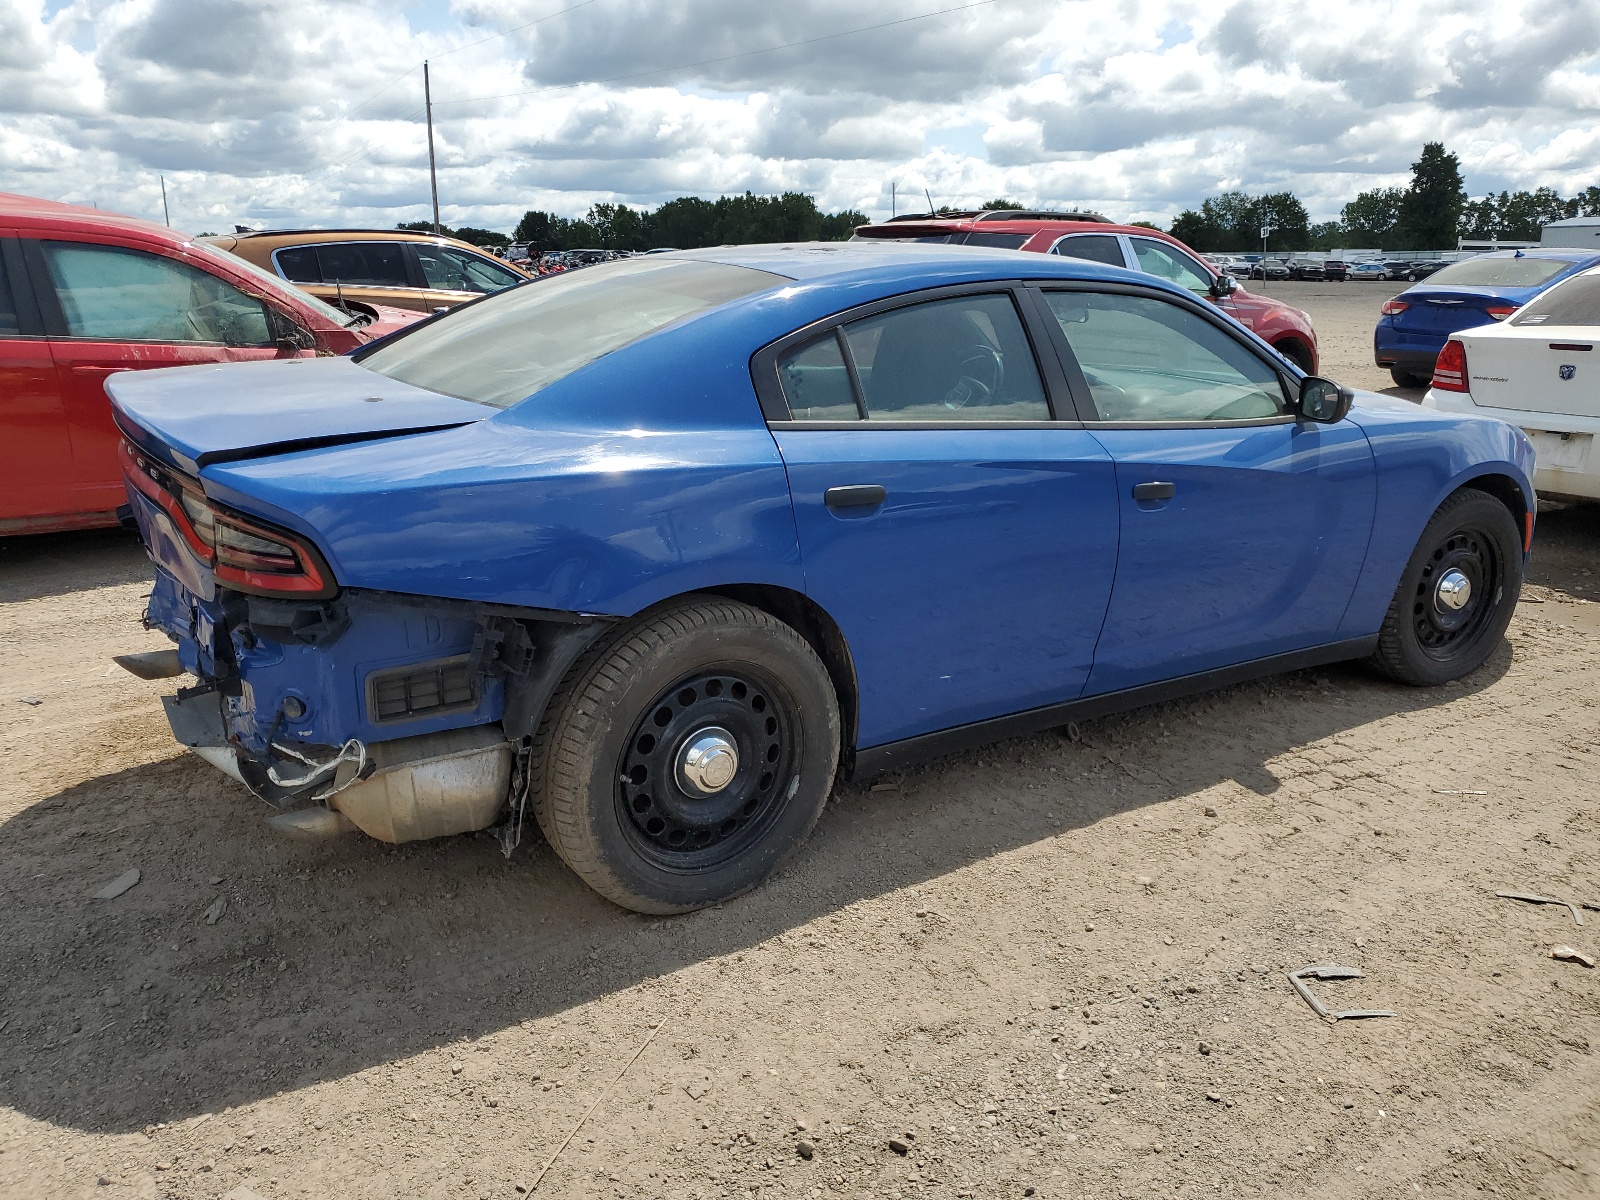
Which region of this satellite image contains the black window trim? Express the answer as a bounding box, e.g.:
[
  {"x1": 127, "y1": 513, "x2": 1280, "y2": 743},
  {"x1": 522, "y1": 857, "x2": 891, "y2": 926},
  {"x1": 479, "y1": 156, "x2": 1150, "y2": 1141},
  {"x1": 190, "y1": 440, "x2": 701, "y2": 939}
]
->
[
  {"x1": 750, "y1": 280, "x2": 1082, "y2": 428},
  {"x1": 0, "y1": 236, "x2": 47, "y2": 338},
  {"x1": 1024, "y1": 279, "x2": 1299, "y2": 430}
]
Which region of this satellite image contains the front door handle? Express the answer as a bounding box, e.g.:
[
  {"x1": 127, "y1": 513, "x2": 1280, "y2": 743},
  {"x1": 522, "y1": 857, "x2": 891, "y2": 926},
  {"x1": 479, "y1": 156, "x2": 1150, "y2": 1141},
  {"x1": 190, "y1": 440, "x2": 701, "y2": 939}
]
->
[
  {"x1": 824, "y1": 485, "x2": 887, "y2": 509},
  {"x1": 1132, "y1": 481, "x2": 1176, "y2": 502}
]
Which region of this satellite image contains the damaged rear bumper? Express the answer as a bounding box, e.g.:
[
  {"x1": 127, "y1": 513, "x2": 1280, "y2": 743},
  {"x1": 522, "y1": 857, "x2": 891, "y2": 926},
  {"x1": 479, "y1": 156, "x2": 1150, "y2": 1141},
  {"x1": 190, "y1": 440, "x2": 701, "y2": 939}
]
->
[{"x1": 166, "y1": 690, "x2": 514, "y2": 843}]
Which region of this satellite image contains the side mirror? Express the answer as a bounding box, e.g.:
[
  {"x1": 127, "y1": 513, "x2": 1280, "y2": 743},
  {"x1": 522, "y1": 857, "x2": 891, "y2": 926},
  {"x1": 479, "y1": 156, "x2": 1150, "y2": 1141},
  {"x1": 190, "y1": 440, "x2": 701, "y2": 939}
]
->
[
  {"x1": 1208, "y1": 273, "x2": 1239, "y2": 299},
  {"x1": 1297, "y1": 376, "x2": 1353, "y2": 423}
]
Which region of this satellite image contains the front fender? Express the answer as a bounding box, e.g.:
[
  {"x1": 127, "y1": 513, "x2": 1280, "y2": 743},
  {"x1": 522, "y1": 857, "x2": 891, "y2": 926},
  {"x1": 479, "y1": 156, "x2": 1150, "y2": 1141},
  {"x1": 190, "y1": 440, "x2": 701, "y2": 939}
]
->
[{"x1": 1338, "y1": 395, "x2": 1534, "y2": 636}]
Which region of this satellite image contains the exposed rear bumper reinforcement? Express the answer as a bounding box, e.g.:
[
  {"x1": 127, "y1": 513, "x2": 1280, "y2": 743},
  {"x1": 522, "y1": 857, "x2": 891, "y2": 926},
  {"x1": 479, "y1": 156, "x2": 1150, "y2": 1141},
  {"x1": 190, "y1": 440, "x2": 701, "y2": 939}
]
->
[{"x1": 164, "y1": 691, "x2": 513, "y2": 843}]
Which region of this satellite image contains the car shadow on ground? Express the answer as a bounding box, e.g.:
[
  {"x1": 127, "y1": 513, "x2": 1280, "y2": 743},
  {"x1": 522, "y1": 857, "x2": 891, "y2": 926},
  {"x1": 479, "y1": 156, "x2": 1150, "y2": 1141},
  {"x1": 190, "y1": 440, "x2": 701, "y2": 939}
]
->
[
  {"x1": 0, "y1": 528, "x2": 151, "y2": 604},
  {"x1": 0, "y1": 643, "x2": 1511, "y2": 1135}
]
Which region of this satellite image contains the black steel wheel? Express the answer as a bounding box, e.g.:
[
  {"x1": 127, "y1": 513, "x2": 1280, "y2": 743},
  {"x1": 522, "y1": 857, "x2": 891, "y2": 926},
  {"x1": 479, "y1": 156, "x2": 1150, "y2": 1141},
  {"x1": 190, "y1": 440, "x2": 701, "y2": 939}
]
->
[
  {"x1": 529, "y1": 597, "x2": 840, "y2": 914},
  {"x1": 1371, "y1": 489, "x2": 1523, "y2": 686},
  {"x1": 615, "y1": 665, "x2": 799, "y2": 871}
]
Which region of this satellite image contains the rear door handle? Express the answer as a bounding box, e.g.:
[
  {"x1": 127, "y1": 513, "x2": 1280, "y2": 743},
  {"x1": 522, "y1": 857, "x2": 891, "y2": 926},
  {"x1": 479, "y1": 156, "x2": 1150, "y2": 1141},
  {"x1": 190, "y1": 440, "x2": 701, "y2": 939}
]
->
[
  {"x1": 824, "y1": 485, "x2": 887, "y2": 509},
  {"x1": 1132, "y1": 481, "x2": 1176, "y2": 501}
]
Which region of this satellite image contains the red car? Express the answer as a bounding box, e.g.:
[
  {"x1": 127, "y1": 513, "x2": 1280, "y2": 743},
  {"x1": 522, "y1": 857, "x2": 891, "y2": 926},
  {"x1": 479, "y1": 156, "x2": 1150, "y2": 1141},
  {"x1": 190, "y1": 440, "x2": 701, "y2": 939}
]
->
[
  {"x1": 0, "y1": 193, "x2": 421, "y2": 536},
  {"x1": 852, "y1": 210, "x2": 1319, "y2": 374}
]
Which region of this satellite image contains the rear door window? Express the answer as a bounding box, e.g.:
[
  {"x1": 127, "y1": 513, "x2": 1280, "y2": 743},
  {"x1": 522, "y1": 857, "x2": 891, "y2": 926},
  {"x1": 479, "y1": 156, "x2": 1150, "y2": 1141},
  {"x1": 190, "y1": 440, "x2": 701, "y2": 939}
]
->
[
  {"x1": 273, "y1": 246, "x2": 322, "y2": 283},
  {"x1": 313, "y1": 241, "x2": 411, "y2": 288},
  {"x1": 40, "y1": 241, "x2": 274, "y2": 346},
  {"x1": 1050, "y1": 234, "x2": 1126, "y2": 267},
  {"x1": 777, "y1": 293, "x2": 1051, "y2": 422},
  {"x1": 415, "y1": 245, "x2": 523, "y2": 294}
]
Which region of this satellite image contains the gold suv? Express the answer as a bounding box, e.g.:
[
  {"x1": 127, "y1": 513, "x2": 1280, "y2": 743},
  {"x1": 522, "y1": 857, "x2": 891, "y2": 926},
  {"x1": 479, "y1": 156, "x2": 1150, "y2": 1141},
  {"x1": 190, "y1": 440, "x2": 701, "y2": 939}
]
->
[{"x1": 202, "y1": 228, "x2": 532, "y2": 313}]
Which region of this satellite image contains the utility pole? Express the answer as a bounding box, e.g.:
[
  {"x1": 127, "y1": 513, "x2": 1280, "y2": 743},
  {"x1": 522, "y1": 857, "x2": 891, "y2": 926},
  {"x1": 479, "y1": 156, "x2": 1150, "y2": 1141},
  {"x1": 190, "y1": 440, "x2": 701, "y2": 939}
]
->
[
  {"x1": 160, "y1": 175, "x2": 170, "y2": 226},
  {"x1": 890, "y1": 181, "x2": 896, "y2": 218},
  {"x1": 424, "y1": 60, "x2": 441, "y2": 235},
  {"x1": 1260, "y1": 223, "x2": 1276, "y2": 290}
]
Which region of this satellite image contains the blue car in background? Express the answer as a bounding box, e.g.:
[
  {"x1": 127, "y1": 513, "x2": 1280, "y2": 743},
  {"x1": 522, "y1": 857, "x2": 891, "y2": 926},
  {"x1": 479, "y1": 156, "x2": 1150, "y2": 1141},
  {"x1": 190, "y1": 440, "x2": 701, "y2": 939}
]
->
[
  {"x1": 109, "y1": 243, "x2": 1534, "y2": 914},
  {"x1": 1375, "y1": 249, "x2": 1600, "y2": 387}
]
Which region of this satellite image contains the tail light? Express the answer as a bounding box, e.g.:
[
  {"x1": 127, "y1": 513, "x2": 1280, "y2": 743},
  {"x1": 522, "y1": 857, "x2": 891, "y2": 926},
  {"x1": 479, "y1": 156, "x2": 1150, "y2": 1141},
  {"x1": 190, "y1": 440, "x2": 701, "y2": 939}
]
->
[
  {"x1": 118, "y1": 439, "x2": 336, "y2": 599},
  {"x1": 1380, "y1": 299, "x2": 1409, "y2": 316},
  {"x1": 1432, "y1": 339, "x2": 1469, "y2": 392},
  {"x1": 1485, "y1": 304, "x2": 1516, "y2": 321}
]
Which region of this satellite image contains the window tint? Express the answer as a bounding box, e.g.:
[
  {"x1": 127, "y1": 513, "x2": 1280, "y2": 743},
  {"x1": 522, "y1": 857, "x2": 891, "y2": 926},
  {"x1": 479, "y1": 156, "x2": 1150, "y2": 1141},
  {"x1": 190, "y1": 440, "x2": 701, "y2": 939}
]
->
[
  {"x1": 960, "y1": 232, "x2": 1030, "y2": 250},
  {"x1": 0, "y1": 252, "x2": 18, "y2": 336},
  {"x1": 777, "y1": 334, "x2": 860, "y2": 420},
  {"x1": 1425, "y1": 256, "x2": 1571, "y2": 288},
  {"x1": 1046, "y1": 291, "x2": 1286, "y2": 422},
  {"x1": 839, "y1": 294, "x2": 1049, "y2": 421},
  {"x1": 1510, "y1": 271, "x2": 1600, "y2": 326},
  {"x1": 314, "y1": 241, "x2": 411, "y2": 288},
  {"x1": 274, "y1": 246, "x2": 322, "y2": 283},
  {"x1": 1051, "y1": 234, "x2": 1125, "y2": 267},
  {"x1": 1129, "y1": 238, "x2": 1212, "y2": 295},
  {"x1": 415, "y1": 244, "x2": 523, "y2": 293},
  {"x1": 357, "y1": 257, "x2": 783, "y2": 408},
  {"x1": 41, "y1": 242, "x2": 273, "y2": 346}
]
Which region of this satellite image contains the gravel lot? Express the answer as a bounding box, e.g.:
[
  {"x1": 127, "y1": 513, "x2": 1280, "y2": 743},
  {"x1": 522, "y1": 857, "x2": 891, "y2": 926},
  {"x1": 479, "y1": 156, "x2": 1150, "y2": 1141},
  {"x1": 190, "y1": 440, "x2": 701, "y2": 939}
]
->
[{"x1": 3, "y1": 283, "x2": 1599, "y2": 1200}]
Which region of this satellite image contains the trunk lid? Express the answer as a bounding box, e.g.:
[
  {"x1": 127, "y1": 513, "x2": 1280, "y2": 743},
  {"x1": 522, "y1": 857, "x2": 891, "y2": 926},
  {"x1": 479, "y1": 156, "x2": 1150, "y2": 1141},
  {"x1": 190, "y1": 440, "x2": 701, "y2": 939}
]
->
[
  {"x1": 1391, "y1": 288, "x2": 1520, "y2": 335},
  {"x1": 1462, "y1": 328, "x2": 1600, "y2": 417},
  {"x1": 107, "y1": 355, "x2": 491, "y2": 472}
]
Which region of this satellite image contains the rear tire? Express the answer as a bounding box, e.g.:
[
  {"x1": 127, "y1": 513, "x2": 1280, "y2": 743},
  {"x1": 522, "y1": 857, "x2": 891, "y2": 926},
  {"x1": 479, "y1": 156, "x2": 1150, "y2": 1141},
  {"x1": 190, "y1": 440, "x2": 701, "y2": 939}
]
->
[
  {"x1": 1369, "y1": 489, "x2": 1522, "y2": 686},
  {"x1": 529, "y1": 597, "x2": 840, "y2": 914},
  {"x1": 1390, "y1": 367, "x2": 1428, "y2": 389}
]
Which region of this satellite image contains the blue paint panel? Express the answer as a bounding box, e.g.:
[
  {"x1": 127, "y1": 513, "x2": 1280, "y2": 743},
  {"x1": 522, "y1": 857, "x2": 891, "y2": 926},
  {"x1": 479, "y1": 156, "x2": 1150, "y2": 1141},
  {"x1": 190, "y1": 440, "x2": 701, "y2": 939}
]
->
[
  {"x1": 774, "y1": 427, "x2": 1120, "y2": 746},
  {"x1": 1084, "y1": 420, "x2": 1376, "y2": 693},
  {"x1": 1337, "y1": 394, "x2": 1535, "y2": 636}
]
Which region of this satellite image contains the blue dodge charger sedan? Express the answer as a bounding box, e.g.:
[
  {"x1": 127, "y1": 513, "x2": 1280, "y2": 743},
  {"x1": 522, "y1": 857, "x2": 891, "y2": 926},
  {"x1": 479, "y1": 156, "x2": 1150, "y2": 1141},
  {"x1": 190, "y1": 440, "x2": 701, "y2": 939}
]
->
[{"x1": 109, "y1": 243, "x2": 1534, "y2": 913}]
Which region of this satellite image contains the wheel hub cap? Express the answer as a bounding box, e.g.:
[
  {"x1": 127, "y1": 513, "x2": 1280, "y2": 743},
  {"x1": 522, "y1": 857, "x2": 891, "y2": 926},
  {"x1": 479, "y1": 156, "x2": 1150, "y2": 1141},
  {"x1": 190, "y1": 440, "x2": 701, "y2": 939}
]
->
[
  {"x1": 677, "y1": 727, "x2": 739, "y2": 796},
  {"x1": 1434, "y1": 568, "x2": 1472, "y2": 612}
]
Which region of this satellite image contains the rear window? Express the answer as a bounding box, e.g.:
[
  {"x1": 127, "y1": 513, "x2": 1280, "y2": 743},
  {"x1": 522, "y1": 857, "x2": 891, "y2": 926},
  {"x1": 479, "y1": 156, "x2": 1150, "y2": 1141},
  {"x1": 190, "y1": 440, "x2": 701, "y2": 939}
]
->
[
  {"x1": 959, "y1": 232, "x2": 1030, "y2": 250},
  {"x1": 1425, "y1": 257, "x2": 1573, "y2": 288},
  {"x1": 355, "y1": 257, "x2": 784, "y2": 408},
  {"x1": 1510, "y1": 271, "x2": 1600, "y2": 327}
]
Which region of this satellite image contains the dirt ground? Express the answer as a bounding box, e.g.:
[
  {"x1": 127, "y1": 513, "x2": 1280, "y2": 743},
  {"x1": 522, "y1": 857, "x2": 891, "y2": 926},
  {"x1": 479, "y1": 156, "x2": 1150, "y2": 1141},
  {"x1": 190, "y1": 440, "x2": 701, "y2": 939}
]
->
[{"x1": 3, "y1": 284, "x2": 1599, "y2": 1200}]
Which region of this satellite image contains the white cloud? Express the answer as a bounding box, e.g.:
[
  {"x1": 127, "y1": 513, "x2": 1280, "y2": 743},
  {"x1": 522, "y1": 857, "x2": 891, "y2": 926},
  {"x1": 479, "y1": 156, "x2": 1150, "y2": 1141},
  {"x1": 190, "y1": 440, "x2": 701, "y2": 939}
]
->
[{"x1": 0, "y1": 0, "x2": 1596, "y2": 235}]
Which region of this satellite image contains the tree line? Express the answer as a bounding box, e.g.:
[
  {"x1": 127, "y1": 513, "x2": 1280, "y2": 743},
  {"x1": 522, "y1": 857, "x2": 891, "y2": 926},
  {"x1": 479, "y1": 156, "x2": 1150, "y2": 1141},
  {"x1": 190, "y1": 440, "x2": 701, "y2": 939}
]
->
[
  {"x1": 505, "y1": 192, "x2": 867, "y2": 253},
  {"x1": 1171, "y1": 143, "x2": 1600, "y2": 253}
]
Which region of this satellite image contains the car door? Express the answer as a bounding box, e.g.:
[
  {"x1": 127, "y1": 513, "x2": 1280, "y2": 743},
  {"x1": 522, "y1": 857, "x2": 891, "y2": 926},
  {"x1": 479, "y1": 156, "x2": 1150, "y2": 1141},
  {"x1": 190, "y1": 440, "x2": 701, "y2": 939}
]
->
[
  {"x1": 411, "y1": 243, "x2": 528, "y2": 310},
  {"x1": 28, "y1": 237, "x2": 291, "y2": 516},
  {"x1": 0, "y1": 235, "x2": 79, "y2": 528},
  {"x1": 1034, "y1": 284, "x2": 1376, "y2": 694},
  {"x1": 758, "y1": 286, "x2": 1121, "y2": 749}
]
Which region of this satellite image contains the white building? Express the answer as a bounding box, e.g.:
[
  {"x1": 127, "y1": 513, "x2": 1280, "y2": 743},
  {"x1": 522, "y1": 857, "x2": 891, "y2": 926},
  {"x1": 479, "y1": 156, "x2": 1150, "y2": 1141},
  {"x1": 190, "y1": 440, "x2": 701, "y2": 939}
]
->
[{"x1": 1541, "y1": 216, "x2": 1600, "y2": 249}]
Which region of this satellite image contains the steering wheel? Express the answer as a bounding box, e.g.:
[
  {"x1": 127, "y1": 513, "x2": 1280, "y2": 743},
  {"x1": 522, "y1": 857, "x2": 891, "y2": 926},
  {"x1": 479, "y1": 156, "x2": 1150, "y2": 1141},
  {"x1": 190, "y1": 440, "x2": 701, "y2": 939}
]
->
[{"x1": 942, "y1": 343, "x2": 1005, "y2": 410}]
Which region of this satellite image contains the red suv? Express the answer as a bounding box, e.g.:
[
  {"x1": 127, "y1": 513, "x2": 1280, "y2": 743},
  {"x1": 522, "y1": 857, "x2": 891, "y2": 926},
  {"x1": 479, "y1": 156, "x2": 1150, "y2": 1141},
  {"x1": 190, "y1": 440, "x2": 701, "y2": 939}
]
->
[
  {"x1": 0, "y1": 193, "x2": 422, "y2": 536},
  {"x1": 852, "y1": 211, "x2": 1319, "y2": 374}
]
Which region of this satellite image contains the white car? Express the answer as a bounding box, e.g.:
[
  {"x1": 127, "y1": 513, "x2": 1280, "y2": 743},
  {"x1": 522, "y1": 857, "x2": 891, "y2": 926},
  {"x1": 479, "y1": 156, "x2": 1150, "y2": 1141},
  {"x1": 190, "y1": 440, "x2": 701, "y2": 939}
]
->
[{"x1": 1423, "y1": 265, "x2": 1600, "y2": 500}]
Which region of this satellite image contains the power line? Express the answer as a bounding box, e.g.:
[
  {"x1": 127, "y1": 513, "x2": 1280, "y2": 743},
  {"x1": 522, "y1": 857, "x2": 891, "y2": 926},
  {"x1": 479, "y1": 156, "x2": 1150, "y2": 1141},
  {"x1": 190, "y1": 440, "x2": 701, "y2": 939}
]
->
[
  {"x1": 433, "y1": 0, "x2": 1005, "y2": 106},
  {"x1": 429, "y1": 0, "x2": 602, "y2": 61}
]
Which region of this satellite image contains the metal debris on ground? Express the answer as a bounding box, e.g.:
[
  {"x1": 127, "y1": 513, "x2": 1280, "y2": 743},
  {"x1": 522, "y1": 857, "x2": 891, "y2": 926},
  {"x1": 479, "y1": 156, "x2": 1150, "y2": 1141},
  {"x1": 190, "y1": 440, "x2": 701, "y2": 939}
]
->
[
  {"x1": 525, "y1": 1021, "x2": 667, "y2": 1192},
  {"x1": 92, "y1": 869, "x2": 141, "y2": 900},
  {"x1": 1287, "y1": 965, "x2": 1395, "y2": 1023},
  {"x1": 1550, "y1": 945, "x2": 1596, "y2": 968},
  {"x1": 1494, "y1": 890, "x2": 1583, "y2": 926},
  {"x1": 18, "y1": 695, "x2": 42, "y2": 706},
  {"x1": 1434, "y1": 789, "x2": 1488, "y2": 796}
]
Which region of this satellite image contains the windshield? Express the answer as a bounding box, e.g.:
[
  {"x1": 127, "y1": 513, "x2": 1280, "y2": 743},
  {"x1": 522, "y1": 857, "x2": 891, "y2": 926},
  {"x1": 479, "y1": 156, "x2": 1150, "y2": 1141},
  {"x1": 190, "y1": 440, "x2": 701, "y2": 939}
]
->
[
  {"x1": 354, "y1": 257, "x2": 785, "y2": 408},
  {"x1": 1424, "y1": 256, "x2": 1573, "y2": 288},
  {"x1": 1510, "y1": 270, "x2": 1600, "y2": 327},
  {"x1": 188, "y1": 240, "x2": 353, "y2": 327}
]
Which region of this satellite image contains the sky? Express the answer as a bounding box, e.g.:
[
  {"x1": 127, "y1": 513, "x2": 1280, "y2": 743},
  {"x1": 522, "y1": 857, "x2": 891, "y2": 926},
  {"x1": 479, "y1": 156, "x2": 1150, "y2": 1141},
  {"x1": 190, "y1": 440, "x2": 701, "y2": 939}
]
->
[{"x1": 2, "y1": 0, "x2": 1598, "y2": 236}]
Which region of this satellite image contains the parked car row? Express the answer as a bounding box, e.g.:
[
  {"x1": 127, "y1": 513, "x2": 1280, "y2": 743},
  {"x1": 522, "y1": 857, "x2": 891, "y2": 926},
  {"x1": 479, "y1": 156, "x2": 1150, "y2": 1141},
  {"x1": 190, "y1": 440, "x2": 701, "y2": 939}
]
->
[{"x1": 0, "y1": 193, "x2": 424, "y2": 535}]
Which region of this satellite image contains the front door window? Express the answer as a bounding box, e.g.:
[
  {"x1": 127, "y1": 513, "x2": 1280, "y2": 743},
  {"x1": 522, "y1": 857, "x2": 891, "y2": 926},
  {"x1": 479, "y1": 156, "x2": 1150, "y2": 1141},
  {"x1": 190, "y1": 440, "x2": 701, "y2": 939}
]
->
[{"x1": 1128, "y1": 237, "x2": 1213, "y2": 296}]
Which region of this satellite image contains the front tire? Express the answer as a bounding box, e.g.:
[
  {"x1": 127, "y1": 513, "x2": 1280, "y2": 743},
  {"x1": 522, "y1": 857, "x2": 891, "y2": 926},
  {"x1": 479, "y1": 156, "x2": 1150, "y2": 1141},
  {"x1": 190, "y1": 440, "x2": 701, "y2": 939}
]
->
[
  {"x1": 1369, "y1": 489, "x2": 1523, "y2": 686},
  {"x1": 529, "y1": 597, "x2": 840, "y2": 914}
]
